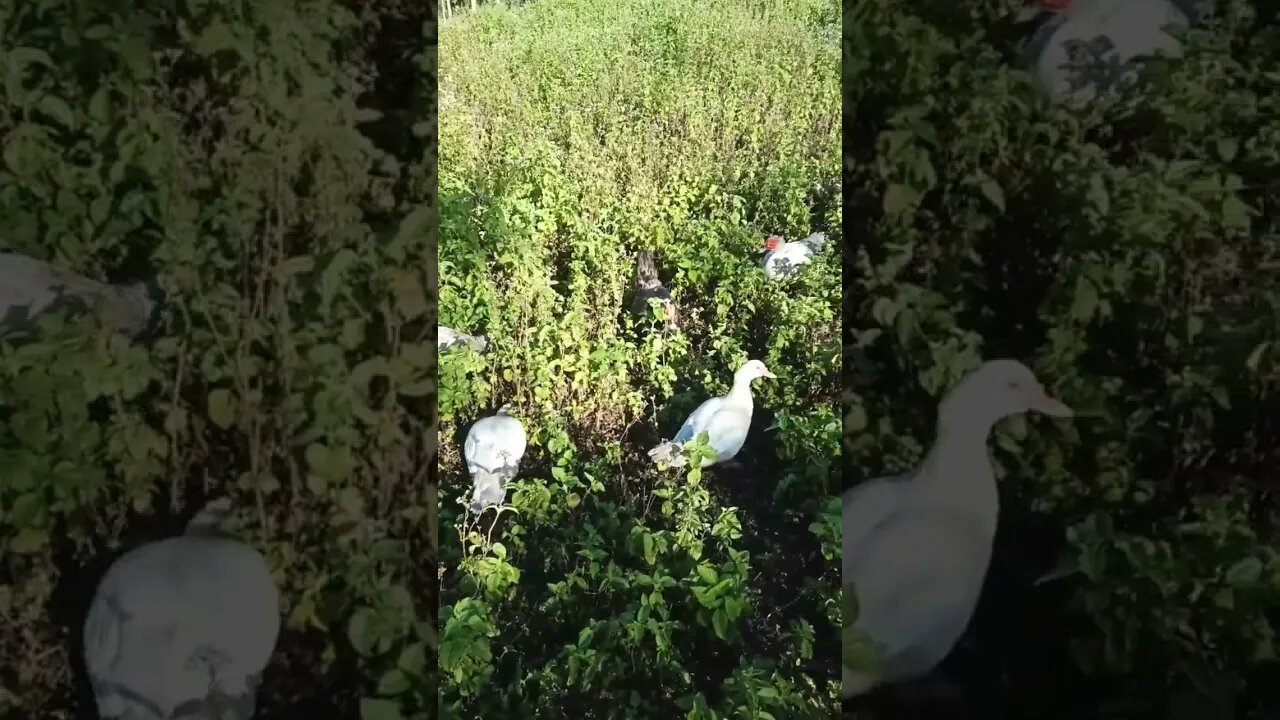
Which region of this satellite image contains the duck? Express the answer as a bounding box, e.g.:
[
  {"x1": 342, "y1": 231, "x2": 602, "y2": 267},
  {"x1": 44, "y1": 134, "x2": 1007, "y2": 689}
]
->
[
  {"x1": 464, "y1": 404, "x2": 528, "y2": 512},
  {"x1": 629, "y1": 250, "x2": 678, "y2": 330},
  {"x1": 647, "y1": 359, "x2": 776, "y2": 468},
  {"x1": 0, "y1": 252, "x2": 163, "y2": 339},
  {"x1": 761, "y1": 232, "x2": 827, "y2": 280},
  {"x1": 83, "y1": 497, "x2": 280, "y2": 720},
  {"x1": 438, "y1": 325, "x2": 489, "y2": 353},
  {"x1": 842, "y1": 359, "x2": 1073, "y2": 699},
  {"x1": 1015, "y1": 0, "x2": 1202, "y2": 106}
]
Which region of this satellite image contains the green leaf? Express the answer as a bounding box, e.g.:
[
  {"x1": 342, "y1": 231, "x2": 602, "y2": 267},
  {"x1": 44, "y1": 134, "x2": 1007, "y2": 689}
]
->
[
  {"x1": 845, "y1": 402, "x2": 867, "y2": 433},
  {"x1": 642, "y1": 533, "x2": 656, "y2": 565},
  {"x1": 1086, "y1": 175, "x2": 1110, "y2": 215},
  {"x1": 348, "y1": 608, "x2": 379, "y2": 656},
  {"x1": 711, "y1": 607, "x2": 728, "y2": 639},
  {"x1": 397, "y1": 642, "x2": 427, "y2": 676},
  {"x1": 979, "y1": 177, "x2": 1005, "y2": 211},
  {"x1": 35, "y1": 95, "x2": 75, "y2": 130},
  {"x1": 360, "y1": 698, "x2": 404, "y2": 720},
  {"x1": 1070, "y1": 276, "x2": 1099, "y2": 323},
  {"x1": 9, "y1": 527, "x2": 48, "y2": 554},
  {"x1": 1216, "y1": 138, "x2": 1238, "y2": 162},
  {"x1": 1225, "y1": 557, "x2": 1262, "y2": 587},
  {"x1": 882, "y1": 183, "x2": 917, "y2": 216},
  {"x1": 194, "y1": 22, "x2": 239, "y2": 57},
  {"x1": 207, "y1": 389, "x2": 236, "y2": 430},
  {"x1": 390, "y1": 269, "x2": 429, "y2": 320},
  {"x1": 696, "y1": 564, "x2": 717, "y2": 585},
  {"x1": 376, "y1": 669, "x2": 412, "y2": 696},
  {"x1": 1222, "y1": 196, "x2": 1250, "y2": 231},
  {"x1": 1246, "y1": 342, "x2": 1269, "y2": 372}
]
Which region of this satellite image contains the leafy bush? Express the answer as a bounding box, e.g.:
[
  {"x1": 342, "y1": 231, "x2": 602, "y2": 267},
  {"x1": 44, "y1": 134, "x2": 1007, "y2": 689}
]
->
[
  {"x1": 437, "y1": 0, "x2": 841, "y2": 716},
  {"x1": 0, "y1": 2, "x2": 434, "y2": 718},
  {"x1": 846, "y1": 0, "x2": 1280, "y2": 716}
]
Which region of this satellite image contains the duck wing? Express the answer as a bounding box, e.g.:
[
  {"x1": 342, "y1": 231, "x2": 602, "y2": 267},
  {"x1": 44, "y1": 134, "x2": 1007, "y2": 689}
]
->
[
  {"x1": 672, "y1": 396, "x2": 726, "y2": 444},
  {"x1": 701, "y1": 403, "x2": 752, "y2": 463},
  {"x1": 465, "y1": 416, "x2": 527, "y2": 476},
  {"x1": 842, "y1": 474, "x2": 913, "y2": 561},
  {"x1": 845, "y1": 502, "x2": 996, "y2": 684}
]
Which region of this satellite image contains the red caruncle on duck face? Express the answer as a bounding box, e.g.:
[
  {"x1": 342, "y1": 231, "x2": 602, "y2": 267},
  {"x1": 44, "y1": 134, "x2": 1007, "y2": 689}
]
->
[{"x1": 764, "y1": 235, "x2": 782, "y2": 251}]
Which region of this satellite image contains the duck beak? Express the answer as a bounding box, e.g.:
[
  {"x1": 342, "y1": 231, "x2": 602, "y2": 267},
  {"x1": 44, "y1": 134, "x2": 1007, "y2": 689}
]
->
[
  {"x1": 1032, "y1": 392, "x2": 1073, "y2": 418},
  {"x1": 762, "y1": 369, "x2": 777, "y2": 379}
]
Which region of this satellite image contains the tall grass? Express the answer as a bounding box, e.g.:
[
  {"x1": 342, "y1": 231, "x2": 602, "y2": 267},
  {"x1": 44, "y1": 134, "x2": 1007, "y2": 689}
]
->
[{"x1": 438, "y1": 0, "x2": 841, "y2": 717}]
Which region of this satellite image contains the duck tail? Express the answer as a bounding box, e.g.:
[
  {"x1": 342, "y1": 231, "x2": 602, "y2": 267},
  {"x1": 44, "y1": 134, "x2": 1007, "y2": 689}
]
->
[
  {"x1": 83, "y1": 593, "x2": 125, "y2": 716},
  {"x1": 646, "y1": 441, "x2": 688, "y2": 467},
  {"x1": 465, "y1": 333, "x2": 489, "y2": 353},
  {"x1": 185, "y1": 497, "x2": 233, "y2": 535},
  {"x1": 635, "y1": 251, "x2": 660, "y2": 288},
  {"x1": 800, "y1": 231, "x2": 827, "y2": 253},
  {"x1": 469, "y1": 471, "x2": 508, "y2": 512}
]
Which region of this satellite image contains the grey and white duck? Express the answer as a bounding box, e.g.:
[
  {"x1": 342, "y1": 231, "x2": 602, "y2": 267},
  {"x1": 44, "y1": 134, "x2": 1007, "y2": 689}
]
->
[
  {"x1": 438, "y1": 325, "x2": 489, "y2": 353},
  {"x1": 464, "y1": 404, "x2": 528, "y2": 512},
  {"x1": 0, "y1": 252, "x2": 162, "y2": 339},
  {"x1": 83, "y1": 498, "x2": 280, "y2": 720}
]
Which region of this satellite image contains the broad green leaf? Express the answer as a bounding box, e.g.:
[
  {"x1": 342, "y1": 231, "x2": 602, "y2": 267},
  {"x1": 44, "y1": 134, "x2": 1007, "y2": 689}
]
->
[
  {"x1": 360, "y1": 698, "x2": 404, "y2": 720},
  {"x1": 207, "y1": 389, "x2": 236, "y2": 430}
]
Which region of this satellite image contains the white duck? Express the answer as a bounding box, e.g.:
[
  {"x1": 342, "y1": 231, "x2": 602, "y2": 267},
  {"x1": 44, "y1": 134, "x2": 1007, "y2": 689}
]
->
[
  {"x1": 83, "y1": 498, "x2": 280, "y2": 720},
  {"x1": 1016, "y1": 0, "x2": 1202, "y2": 106},
  {"x1": 842, "y1": 359, "x2": 1073, "y2": 699},
  {"x1": 0, "y1": 252, "x2": 162, "y2": 339},
  {"x1": 439, "y1": 325, "x2": 489, "y2": 353},
  {"x1": 464, "y1": 404, "x2": 528, "y2": 512},
  {"x1": 761, "y1": 232, "x2": 827, "y2": 280},
  {"x1": 647, "y1": 359, "x2": 776, "y2": 468}
]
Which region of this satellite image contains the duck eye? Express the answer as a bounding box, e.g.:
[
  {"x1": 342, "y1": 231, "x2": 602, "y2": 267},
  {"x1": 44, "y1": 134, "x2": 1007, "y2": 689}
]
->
[{"x1": 1008, "y1": 380, "x2": 1021, "y2": 389}]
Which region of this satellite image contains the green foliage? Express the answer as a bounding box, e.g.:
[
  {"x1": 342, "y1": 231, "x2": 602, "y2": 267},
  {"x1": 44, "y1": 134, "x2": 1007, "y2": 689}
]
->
[
  {"x1": 439, "y1": 0, "x2": 840, "y2": 716},
  {"x1": 847, "y1": 0, "x2": 1280, "y2": 714},
  {"x1": 0, "y1": 1, "x2": 433, "y2": 716}
]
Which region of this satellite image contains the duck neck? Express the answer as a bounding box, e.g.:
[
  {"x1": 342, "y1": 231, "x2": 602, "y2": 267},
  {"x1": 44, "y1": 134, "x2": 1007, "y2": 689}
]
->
[
  {"x1": 726, "y1": 374, "x2": 755, "y2": 406},
  {"x1": 916, "y1": 399, "x2": 999, "y2": 519}
]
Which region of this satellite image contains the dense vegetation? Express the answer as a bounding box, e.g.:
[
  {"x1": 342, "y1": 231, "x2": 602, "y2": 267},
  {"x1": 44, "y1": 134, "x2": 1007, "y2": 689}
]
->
[
  {"x1": 0, "y1": 2, "x2": 435, "y2": 718},
  {"x1": 437, "y1": 0, "x2": 841, "y2": 717},
  {"x1": 846, "y1": 0, "x2": 1280, "y2": 717}
]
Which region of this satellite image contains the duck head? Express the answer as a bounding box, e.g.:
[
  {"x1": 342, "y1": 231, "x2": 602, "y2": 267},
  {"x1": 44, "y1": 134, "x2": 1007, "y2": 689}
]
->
[
  {"x1": 939, "y1": 359, "x2": 1073, "y2": 430},
  {"x1": 763, "y1": 235, "x2": 783, "y2": 252},
  {"x1": 736, "y1": 359, "x2": 777, "y2": 383}
]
